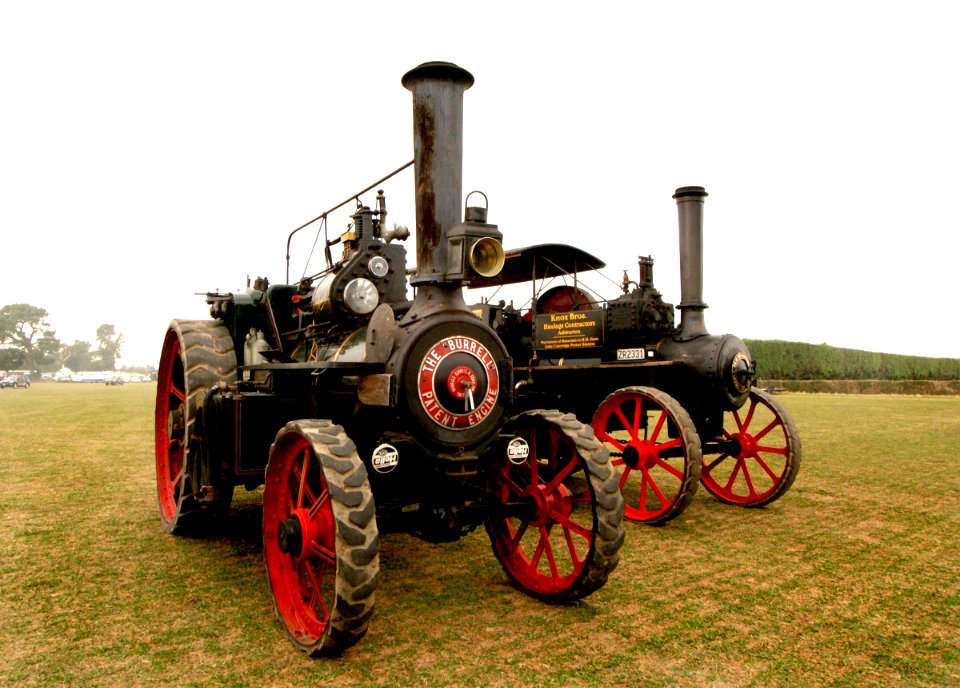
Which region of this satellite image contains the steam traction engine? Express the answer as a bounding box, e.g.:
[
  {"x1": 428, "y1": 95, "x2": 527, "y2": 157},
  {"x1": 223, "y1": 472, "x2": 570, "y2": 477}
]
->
[
  {"x1": 154, "y1": 63, "x2": 625, "y2": 655},
  {"x1": 471, "y1": 188, "x2": 802, "y2": 525}
]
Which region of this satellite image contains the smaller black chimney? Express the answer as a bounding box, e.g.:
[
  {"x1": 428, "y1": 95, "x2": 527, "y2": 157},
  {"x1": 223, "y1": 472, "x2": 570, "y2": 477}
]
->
[{"x1": 674, "y1": 186, "x2": 708, "y2": 340}]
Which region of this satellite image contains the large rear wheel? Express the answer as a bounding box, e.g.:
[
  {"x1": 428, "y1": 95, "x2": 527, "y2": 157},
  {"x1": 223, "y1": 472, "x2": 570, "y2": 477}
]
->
[
  {"x1": 701, "y1": 388, "x2": 801, "y2": 506},
  {"x1": 485, "y1": 410, "x2": 624, "y2": 602},
  {"x1": 592, "y1": 386, "x2": 702, "y2": 525},
  {"x1": 263, "y1": 420, "x2": 380, "y2": 656},
  {"x1": 154, "y1": 320, "x2": 237, "y2": 534}
]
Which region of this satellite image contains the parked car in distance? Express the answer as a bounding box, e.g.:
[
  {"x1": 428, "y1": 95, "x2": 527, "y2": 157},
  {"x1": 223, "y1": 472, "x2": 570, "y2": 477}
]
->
[{"x1": 0, "y1": 375, "x2": 31, "y2": 389}]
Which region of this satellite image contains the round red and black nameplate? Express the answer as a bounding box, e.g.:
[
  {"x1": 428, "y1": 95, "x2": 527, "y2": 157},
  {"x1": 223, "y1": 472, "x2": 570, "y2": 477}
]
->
[{"x1": 417, "y1": 336, "x2": 500, "y2": 430}]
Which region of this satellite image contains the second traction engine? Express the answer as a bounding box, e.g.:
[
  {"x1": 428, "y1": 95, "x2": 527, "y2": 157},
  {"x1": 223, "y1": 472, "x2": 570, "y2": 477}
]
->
[{"x1": 470, "y1": 186, "x2": 801, "y2": 528}]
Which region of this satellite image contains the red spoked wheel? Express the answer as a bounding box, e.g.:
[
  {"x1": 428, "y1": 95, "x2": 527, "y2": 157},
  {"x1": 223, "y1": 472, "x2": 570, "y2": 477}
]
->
[
  {"x1": 701, "y1": 388, "x2": 802, "y2": 507},
  {"x1": 592, "y1": 386, "x2": 702, "y2": 525},
  {"x1": 155, "y1": 320, "x2": 237, "y2": 534},
  {"x1": 263, "y1": 420, "x2": 379, "y2": 656},
  {"x1": 485, "y1": 410, "x2": 624, "y2": 602}
]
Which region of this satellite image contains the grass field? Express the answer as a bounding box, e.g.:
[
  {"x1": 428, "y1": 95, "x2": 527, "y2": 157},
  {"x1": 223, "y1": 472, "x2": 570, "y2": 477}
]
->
[{"x1": 1, "y1": 385, "x2": 958, "y2": 687}]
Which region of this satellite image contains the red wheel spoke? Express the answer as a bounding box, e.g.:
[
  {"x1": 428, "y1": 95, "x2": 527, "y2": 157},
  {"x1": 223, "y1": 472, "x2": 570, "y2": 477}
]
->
[
  {"x1": 599, "y1": 431, "x2": 626, "y2": 452},
  {"x1": 551, "y1": 510, "x2": 591, "y2": 540},
  {"x1": 509, "y1": 520, "x2": 529, "y2": 550},
  {"x1": 723, "y1": 459, "x2": 744, "y2": 491},
  {"x1": 540, "y1": 528, "x2": 561, "y2": 579},
  {"x1": 631, "y1": 398, "x2": 643, "y2": 436},
  {"x1": 562, "y1": 524, "x2": 584, "y2": 567},
  {"x1": 544, "y1": 455, "x2": 579, "y2": 494},
  {"x1": 638, "y1": 470, "x2": 649, "y2": 511},
  {"x1": 752, "y1": 418, "x2": 782, "y2": 443},
  {"x1": 619, "y1": 466, "x2": 632, "y2": 490},
  {"x1": 755, "y1": 444, "x2": 788, "y2": 457},
  {"x1": 652, "y1": 455, "x2": 684, "y2": 480},
  {"x1": 642, "y1": 467, "x2": 670, "y2": 505},
  {"x1": 302, "y1": 561, "x2": 330, "y2": 623},
  {"x1": 705, "y1": 452, "x2": 731, "y2": 472},
  {"x1": 310, "y1": 541, "x2": 337, "y2": 566},
  {"x1": 308, "y1": 488, "x2": 330, "y2": 519},
  {"x1": 751, "y1": 454, "x2": 781, "y2": 483},
  {"x1": 168, "y1": 469, "x2": 183, "y2": 495},
  {"x1": 295, "y1": 449, "x2": 311, "y2": 508},
  {"x1": 613, "y1": 406, "x2": 637, "y2": 441},
  {"x1": 656, "y1": 437, "x2": 682, "y2": 451},
  {"x1": 649, "y1": 410, "x2": 667, "y2": 442},
  {"x1": 500, "y1": 465, "x2": 529, "y2": 497},
  {"x1": 739, "y1": 462, "x2": 759, "y2": 497},
  {"x1": 530, "y1": 530, "x2": 548, "y2": 569},
  {"x1": 741, "y1": 399, "x2": 758, "y2": 431}
]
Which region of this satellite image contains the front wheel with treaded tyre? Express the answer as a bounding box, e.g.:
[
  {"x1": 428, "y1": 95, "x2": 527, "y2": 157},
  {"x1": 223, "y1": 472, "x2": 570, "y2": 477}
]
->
[
  {"x1": 263, "y1": 420, "x2": 380, "y2": 656},
  {"x1": 484, "y1": 410, "x2": 625, "y2": 602}
]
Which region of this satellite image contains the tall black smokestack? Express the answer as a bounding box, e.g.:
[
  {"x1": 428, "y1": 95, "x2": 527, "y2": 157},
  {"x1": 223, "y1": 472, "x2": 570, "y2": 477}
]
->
[
  {"x1": 401, "y1": 62, "x2": 474, "y2": 285},
  {"x1": 673, "y1": 186, "x2": 709, "y2": 340}
]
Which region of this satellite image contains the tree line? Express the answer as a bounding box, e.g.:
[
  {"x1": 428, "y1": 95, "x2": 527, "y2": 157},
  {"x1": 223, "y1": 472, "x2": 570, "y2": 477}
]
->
[
  {"x1": 5, "y1": 302, "x2": 956, "y2": 381},
  {"x1": 745, "y1": 340, "x2": 960, "y2": 381},
  {"x1": 0, "y1": 303, "x2": 124, "y2": 375}
]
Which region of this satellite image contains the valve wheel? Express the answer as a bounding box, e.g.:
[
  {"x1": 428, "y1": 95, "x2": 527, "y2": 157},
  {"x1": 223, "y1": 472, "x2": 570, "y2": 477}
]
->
[
  {"x1": 592, "y1": 386, "x2": 702, "y2": 525},
  {"x1": 485, "y1": 410, "x2": 624, "y2": 602},
  {"x1": 155, "y1": 320, "x2": 237, "y2": 534},
  {"x1": 701, "y1": 388, "x2": 802, "y2": 506},
  {"x1": 263, "y1": 420, "x2": 379, "y2": 656}
]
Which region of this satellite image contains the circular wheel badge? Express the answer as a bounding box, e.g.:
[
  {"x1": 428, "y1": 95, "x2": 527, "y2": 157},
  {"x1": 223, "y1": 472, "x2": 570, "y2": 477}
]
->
[
  {"x1": 418, "y1": 336, "x2": 500, "y2": 430},
  {"x1": 507, "y1": 437, "x2": 530, "y2": 465},
  {"x1": 371, "y1": 443, "x2": 399, "y2": 474}
]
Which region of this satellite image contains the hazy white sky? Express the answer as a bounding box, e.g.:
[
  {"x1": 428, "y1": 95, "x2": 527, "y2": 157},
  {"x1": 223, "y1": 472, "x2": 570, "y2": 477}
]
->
[{"x1": 2, "y1": 1, "x2": 958, "y2": 366}]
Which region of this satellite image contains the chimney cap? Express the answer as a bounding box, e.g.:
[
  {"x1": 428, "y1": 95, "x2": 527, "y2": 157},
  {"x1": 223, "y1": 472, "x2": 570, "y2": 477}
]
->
[
  {"x1": 673, "y1": 186, "x2": 708, "y2": 199},
  {"x1": 402, "y1": 61, "x2": 475, "y2": 90}
]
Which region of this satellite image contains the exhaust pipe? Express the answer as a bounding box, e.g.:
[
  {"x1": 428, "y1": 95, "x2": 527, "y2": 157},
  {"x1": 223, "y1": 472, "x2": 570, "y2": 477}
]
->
[
  {"x1": 673, "y1": 186, "x2": 709, "y2": 340},
  {"x1": 401, "y1": 62, "x2": 474, "y2": 286}
]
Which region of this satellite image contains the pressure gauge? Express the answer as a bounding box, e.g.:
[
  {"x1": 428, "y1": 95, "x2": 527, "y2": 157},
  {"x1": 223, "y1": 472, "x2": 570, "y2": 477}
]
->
[
  {"x1": 343, "y1": 278, "x2": 379, "y2": 315},
  {"x1": 367, "y1": 256, "x2": 390, "y2": 278}
]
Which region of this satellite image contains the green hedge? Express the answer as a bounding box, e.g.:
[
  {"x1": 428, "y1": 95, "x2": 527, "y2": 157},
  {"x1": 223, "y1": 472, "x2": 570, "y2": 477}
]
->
[{"x1": 744, "y1": 340, "x2": 960, "y2": 380}]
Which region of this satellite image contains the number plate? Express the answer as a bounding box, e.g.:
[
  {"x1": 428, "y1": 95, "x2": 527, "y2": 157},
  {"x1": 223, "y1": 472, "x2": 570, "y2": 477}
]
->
[{"x1": 616, "y1": 347, "x2": 645, "y2": 361}]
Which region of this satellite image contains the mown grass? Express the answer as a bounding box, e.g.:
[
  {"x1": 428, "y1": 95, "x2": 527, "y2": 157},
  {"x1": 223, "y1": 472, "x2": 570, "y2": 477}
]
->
[{"x1": 1, "y1": 385, "x2": 958, "y2": 687}]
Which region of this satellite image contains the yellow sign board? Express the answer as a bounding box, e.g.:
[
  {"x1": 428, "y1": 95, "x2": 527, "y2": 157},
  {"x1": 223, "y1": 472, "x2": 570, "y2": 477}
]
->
[{"x1": 535, "y1": 309, "x2": 603, "y2": 350}]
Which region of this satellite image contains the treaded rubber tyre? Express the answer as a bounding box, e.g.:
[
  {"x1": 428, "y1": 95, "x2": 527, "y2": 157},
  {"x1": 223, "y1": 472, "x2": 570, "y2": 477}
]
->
[
  {"x1": 263, "y1": 420, "x2": 380, "y2": 656},
  {"x1": 155, "y1": 319, "x2": 237, "y2": 534},
  {"x1": 485, "y1": 409, "x2": 625, "y2": 602}
]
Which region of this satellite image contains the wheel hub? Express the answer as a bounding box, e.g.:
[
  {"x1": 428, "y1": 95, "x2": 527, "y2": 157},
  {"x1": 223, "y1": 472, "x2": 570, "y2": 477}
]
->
[
  {"x1": 528, "y1": 483, "x2": 572, "y2": 527},
  {"x1": 277, "y1": 515, "x2": 304, "y2": 556},
  {"x1": 622, "y1": 441, "x2": 658, "y2": 469},
  {"x1": 732, "y1": 432, "x2": 757, "y2": 459},
  {"x1": 277, "y1": 510, "x2": 322, "y2": 559},
  {"x1": 622, "y1": 445, "x2": 641, "y2": 468}
]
